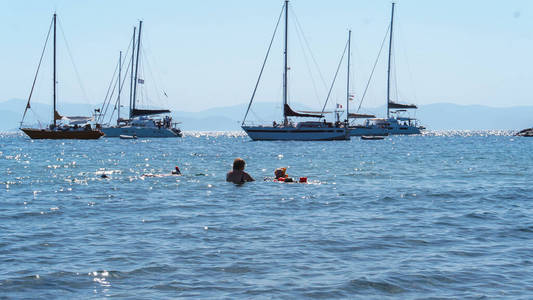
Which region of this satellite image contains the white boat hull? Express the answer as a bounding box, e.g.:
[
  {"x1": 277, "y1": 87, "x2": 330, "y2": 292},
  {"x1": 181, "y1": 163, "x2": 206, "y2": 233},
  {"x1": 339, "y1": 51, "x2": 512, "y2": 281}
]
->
[
  {"x1": 102, "y1": 126, "x2": 181, "y2": 138},
  {"x1": 350, "y1": 118, "x2": 422, "y2": 136},
  {"x1": 242, "y1": 125, "x2": 349, "y2": 141},
  {"x1": 349, "y1": 126, "x2": 389, "y2": 136},
  {"x1": 349, "y1": 126, "x2": 421, "y2": 136}
]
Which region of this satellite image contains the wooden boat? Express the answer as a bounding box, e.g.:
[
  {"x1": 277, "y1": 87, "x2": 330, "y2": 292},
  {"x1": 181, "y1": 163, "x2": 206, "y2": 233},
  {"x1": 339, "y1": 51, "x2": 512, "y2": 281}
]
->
[
  {"x1": 19, "y1": 14, "x2": 103, "y2": 140},
  {"x1": 21, "y1": 127, "x2": 103, "y2": 139}
]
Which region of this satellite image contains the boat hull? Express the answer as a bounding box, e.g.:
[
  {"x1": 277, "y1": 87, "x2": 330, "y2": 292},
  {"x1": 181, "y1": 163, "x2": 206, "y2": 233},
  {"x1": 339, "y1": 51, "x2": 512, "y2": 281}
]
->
[
  {"x1": 388, "y1": 126, "x2": 421, "y2": 135},
  {"x1": 21, "y1": 128, "x2": 104, "y2": 140},
  {"x1": 349, "y1": 127, "x2": 389, "y2": 136},
  {"x1": 349, "y1": 126, "x2": 421, "y2": 136},
  {"x1": 242, "y1": 125, "x2": 349, "y2": 141},
  {"x1": 101, "y1": 126, "x2": 181, "y2": 138},
  {"x1": 516, "y1": 128, "x2": 533, "y2": 137}
]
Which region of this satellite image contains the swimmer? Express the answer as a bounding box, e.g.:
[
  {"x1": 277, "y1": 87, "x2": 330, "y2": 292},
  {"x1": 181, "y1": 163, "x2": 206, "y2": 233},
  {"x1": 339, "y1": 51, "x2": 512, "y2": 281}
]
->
[
  {"x1": 226, "y1": 158, "x2": 254, "y2": 184},
  {"x1": 274, "y1": 167, "x2": 288, "y2": 180},
  {"x1": 274, "y1": 167, "x2": 294, "y2": 182},
  {"x1": 172, "y1": 166, "x2": 181, "y2": 175},
  {"x1": 273, "y1": 167, "x2": 306, "y2": 183},
  {"x1": 142, "y1": 166, "x2": 182, "y2": 178}
]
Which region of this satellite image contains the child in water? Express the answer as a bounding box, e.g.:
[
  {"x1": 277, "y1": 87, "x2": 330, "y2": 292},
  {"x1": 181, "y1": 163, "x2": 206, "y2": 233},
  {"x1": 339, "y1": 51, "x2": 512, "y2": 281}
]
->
[
  {"x1": 274, "y1": 167, "x2": 294, "y2": 182},
  {"x1": 226, "y1": 158, "x2": 255, "y2": 184},
  {"x1": 273, "y1": 167, "x2": 307, "y2": 183}
]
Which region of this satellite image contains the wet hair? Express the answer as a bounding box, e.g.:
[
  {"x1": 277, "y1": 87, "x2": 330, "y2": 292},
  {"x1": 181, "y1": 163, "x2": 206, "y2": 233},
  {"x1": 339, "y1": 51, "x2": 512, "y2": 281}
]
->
[{"x1": 233, "y1": 158, "x2": 246, "y2": 170}]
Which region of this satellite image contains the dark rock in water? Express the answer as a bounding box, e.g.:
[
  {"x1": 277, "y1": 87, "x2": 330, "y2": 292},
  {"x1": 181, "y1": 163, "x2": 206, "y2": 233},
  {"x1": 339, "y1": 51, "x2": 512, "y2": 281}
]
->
[{"x1": 516, "y1": 128, "x2": 533, "y2": 137}]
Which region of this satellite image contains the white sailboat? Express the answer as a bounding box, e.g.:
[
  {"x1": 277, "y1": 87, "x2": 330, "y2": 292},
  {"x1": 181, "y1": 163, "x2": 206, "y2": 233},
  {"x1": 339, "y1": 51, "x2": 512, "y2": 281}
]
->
[
  {"x1": 349, "y1": 3, "x2": 424, "y2": 136},
  {"x1": 100, "y1": 21, "x2": 182, "y2": 138},
  {"x1": 241, "y1": 0, "x2": 349, "y2": 141}
]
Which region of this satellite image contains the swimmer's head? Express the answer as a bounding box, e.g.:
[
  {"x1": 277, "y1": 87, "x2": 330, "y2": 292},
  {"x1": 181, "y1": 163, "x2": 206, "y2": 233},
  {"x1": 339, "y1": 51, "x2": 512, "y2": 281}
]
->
[
  {"x1": 233, "y1": 158, "x2": 246, "y2": 170},
  {"x1": 172, "y1": 166, "x2": 181, "y2": 174},
  {"x1": 274, "y1": 167, "x2": 287, "y2": 179}
]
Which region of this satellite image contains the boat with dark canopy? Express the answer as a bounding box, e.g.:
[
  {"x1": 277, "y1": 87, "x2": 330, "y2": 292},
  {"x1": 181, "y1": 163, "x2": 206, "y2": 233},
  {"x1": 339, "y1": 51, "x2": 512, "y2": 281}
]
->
[
  {"x1": 348, "y1": 3, "x2": 424, "y2": 136},
  {"x1": 241, "y1": 0, "x2": 349, "y2": 141},
  {"x1": 98, "y1": 21, "x2": 182, "y2": 138}
]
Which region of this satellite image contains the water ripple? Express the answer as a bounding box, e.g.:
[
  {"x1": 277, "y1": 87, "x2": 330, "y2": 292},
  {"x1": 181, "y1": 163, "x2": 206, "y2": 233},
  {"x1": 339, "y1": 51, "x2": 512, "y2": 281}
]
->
[{"x1": 1, "y1": 132, "x2": 532, "y2": 298}]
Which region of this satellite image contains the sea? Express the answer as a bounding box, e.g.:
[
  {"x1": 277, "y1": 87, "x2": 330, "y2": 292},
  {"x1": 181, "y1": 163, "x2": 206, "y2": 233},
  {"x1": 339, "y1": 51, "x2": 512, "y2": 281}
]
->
[{"x1": 1, "y1": 131, "x2": 532, "y2": 299}]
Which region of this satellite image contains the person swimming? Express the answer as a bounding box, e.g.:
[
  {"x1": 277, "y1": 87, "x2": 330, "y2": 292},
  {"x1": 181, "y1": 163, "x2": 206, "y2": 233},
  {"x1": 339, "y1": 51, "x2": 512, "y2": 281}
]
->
[
  {"x1": 274, "y1": 167, "x2": 287, "y2": 179},
  {"x1": 274, "y1": 167, "x2": 294, "y2": 182},
  {"x1": 142, "y1": 165, "x2": 182, "y2": 177},
  {"x1": 172, "y1": 166, "x2": 181, "y2": 175},
  {"x1": 226, "y1": 158, "x2": 254, "y2": 184},
  {"x1": 272, "y1": 167, "x2": 308, "y2": 183}
]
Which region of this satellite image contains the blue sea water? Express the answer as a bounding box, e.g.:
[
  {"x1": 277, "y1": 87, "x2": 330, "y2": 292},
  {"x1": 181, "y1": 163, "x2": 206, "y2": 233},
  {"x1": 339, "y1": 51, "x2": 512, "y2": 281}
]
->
[{"x1": 1, "y1": 131, "x2": 532, "y2": 299}]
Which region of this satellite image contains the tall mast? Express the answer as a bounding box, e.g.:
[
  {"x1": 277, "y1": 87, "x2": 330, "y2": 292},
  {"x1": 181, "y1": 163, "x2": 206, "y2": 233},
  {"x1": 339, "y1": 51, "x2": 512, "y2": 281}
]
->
[
  {"x1": 53, "y1": 13, "x2": 57, "y2": 127},
  {"x1": 346, "y1": 30, "x2": 351, "y2": 124},
  {"x1": 386, "y1": 3, "x2": 395, "y2": 119},
  {"x1": 117, "y1": 51, "x2": 122, "y2": 125},
  {"x1": 283, "y1": 0, "x2": 289, "y2": 125},
  {"x1": 129, "y1": 27, "x2": 136, "y2": 119},
  {"x1": 132, "y1": 21, "x2": 142, "y2": 116}
]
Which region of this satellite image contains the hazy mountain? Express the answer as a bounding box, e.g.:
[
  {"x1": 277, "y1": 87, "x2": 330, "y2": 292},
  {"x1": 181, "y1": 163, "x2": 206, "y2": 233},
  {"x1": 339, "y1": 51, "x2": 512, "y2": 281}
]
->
[
  {"x1": 2, "y1": 98, "x2": 532, "y2": 132},
  {"x1": 417, "y1": 103, "x2": 533, "y2": 131}
]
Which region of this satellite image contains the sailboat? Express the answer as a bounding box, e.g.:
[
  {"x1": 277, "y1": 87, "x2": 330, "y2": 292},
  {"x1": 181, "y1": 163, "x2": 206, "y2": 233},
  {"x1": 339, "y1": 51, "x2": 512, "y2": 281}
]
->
[
  {"x1": 100, "y1": 21, "x2": 182, "y2": 138},
  {"x1": 241, "y1": 0, "x2": 349, "y2": 141},
  {"x1": 20, "y1": 14, "x2": 104, "y2": 140},
  {"x1": 349, "y1": 3, "x2": 423, "y2": 136}
]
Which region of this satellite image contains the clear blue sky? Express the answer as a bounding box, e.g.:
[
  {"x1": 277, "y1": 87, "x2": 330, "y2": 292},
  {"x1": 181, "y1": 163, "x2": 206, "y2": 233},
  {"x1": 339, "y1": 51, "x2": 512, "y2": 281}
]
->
[{"x1": 1, "y1": 0, "x2": 532, "y2": 113}]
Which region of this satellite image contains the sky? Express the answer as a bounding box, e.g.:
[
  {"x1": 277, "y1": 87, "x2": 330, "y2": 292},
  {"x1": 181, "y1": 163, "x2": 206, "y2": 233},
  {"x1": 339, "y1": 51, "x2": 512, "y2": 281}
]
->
[{"x1": 1, "y1": 0, "x2": 532, "y2": 114}]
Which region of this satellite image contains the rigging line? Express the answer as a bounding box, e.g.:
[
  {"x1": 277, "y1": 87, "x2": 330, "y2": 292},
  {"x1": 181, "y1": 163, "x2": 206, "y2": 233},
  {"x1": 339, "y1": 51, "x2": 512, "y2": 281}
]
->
[
  {"x1": 113, "y1": 53, "x2": 133, "y2": 116},
  {"x1": 57, "y1": 17, "x2": 89, "y2": 103},
  {"x1": 393, "y1": 33, "x2": 399, "y2": 103},
  {"x1": 142, "y1": 33, "x2": 169, "y2": 106},
  {"x1": 110, "y1": 42, "x2": 133, "y2": 120},
  {"x1": 141, "y1": 44, "x2": 163, "y2": 107},
  {"x1": 98, "y1": 40, "x2": 133, "y2": 124},
  {"x1": 21, "y1": 16, "x2": 54, "y2": 127},
  {"x1": 30, "y1": 109, "x2": 44, "y2": 129},
  {"x1": 101, "y1": 64, "x2": 120, "y2": 125},
  {"x1": 242, "y1": 2, "x2": 284, "y2": 125},
  {"x1": 399, "y1": 23, "x2": 418, "y2": 104},
  {"x1": 98, "y1": 57, "x2": 120, "y2": 123},
  {"x1": 139, "y1": 53, "x2": 146, "y2": 107},
  {"x1": 250, "y1": 109, "x2": 264, "y2": 124},
  {"x1": 103, "y1": 68, "x2": 120, "y2": 124},
  {"x1": 137, "y1": 54, "x2": 148, "y2": 108},
  {"x1": 102, "y1": 53, "x2": 130, "y2": 123},
  {"x1": 356, "y1": 24, "x2": 390, "y2": 113},
  {"x1": 290, "y1": 6, "x2": 328, "y2": 91},
  {"x1": 291, "y1": 8, "x2": 322, "y2": 108},
  {"x1": 321, "y1": 39, "x2": 348, "y2": 116},
  {"x1": 107, "y1": 56, "x2": 133, "y2": 125}
]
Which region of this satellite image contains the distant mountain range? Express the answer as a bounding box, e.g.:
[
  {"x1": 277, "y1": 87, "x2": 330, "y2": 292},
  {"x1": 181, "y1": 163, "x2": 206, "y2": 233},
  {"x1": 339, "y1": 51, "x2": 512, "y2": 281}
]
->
[{"x1": 1, "y1": 98, "x2": 532, "y2": 132}]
